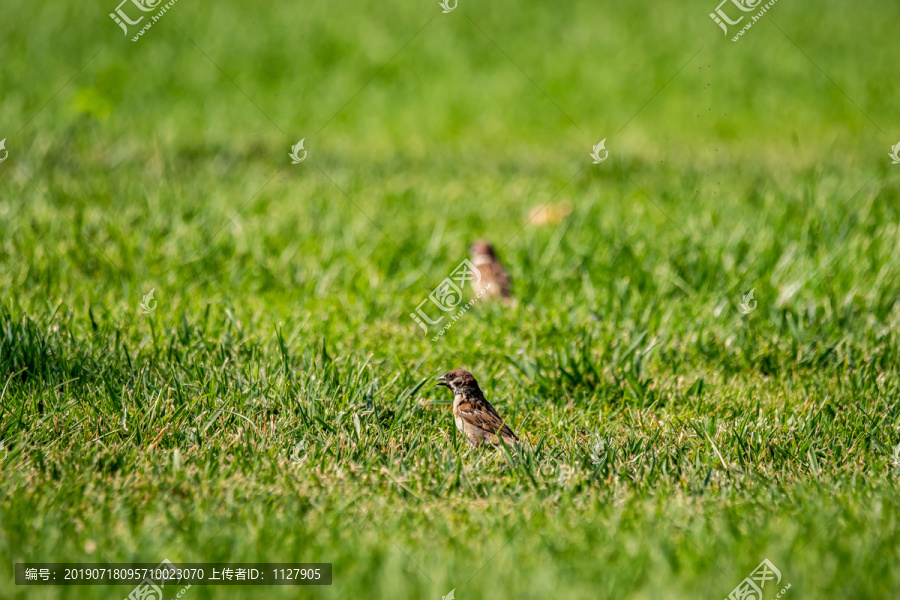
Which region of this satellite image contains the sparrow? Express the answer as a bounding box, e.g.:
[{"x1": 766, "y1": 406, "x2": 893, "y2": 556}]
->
[
  {"x1": 435, "y1": 369, "x2": 521, "y2": 447},
  {"x1": 469, "y1": 240, "x2": 511, "y2": 301}
]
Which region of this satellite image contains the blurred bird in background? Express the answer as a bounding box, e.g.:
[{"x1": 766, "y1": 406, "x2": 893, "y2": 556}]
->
[{"x1": 469, "y1": 240, "x2": 511, "y2": 301}]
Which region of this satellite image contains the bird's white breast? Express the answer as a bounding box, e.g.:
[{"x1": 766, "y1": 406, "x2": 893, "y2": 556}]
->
[{"x1": 452, "y1": 395, "x2": 466, "y2": 433}]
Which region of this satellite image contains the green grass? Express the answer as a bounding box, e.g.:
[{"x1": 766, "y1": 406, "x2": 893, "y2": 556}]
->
[{"x1": 2, "y1": 0, "x2": 900, "y2": 597}]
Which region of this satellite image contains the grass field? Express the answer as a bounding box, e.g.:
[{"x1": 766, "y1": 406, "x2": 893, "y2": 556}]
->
[{"x1": 2, "y1": 0, "x2": 900, "y2": 598}]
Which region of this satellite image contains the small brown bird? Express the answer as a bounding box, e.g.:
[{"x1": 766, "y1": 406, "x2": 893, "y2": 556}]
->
[
  {"x1": 469, "y1": 240, "x2": 511, "y2": 301},
  {"x1": 435, "y1": 369, "x2": 521, "y2": 447}
]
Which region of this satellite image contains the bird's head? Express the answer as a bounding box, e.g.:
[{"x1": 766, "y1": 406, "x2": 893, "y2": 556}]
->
[
  {"x1": 469, "y1": 240, "x2": 497, "y2": 259},
  {"x1": 435, "y1": 368, "x2": 481, "y2": 396}
]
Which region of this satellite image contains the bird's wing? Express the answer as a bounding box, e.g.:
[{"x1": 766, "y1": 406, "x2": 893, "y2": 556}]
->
[
  {"x1": 491, "y1": 262, "x2": 512, "y2": 298},
  {"x1": 456, "y1": 397, "x2": 519, "y2": 444}
]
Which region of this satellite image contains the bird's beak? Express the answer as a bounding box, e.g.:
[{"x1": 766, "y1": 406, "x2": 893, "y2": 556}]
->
[{"x1": 435, "y1": 376, "x2": 449, "y2": 388}]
